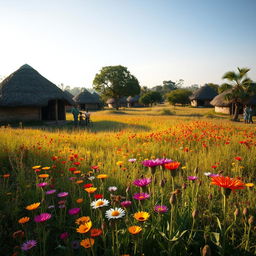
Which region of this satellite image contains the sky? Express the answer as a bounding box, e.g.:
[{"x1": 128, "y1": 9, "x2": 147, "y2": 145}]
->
[{"x1": 0, "y1": 0, "x2": 256, "y2": 88}]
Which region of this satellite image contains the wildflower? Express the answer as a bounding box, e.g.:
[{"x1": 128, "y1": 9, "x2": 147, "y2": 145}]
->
[
  {"x1": 204, "y1": 172, "x2": 212, "y2": 177},
  {"x1": 76, "y1": 198, "x2": 84, "y2": 203},
  {"x1": 91, "y1": 199, "x2": 109, "y2": 209},
  {"x1": 76, "y1": 216, "x2": 91, "y2": 225},
  {"x1": 105, "y1": 208, "x2": 126, "y2": 220},
  {"x1": 187, "y1": 176, "x2": 198, "y2": 181},
  {"x1": 37, "y1": 182, "x2": 48, "y2": 187},
  {"x1": 83, "y1": 183, "x2": 93, "y2": 188},
  {"x1": 116, "y1": 161, "x2": 123, "y2": 166},
  {"x1": 32, "y1": 165, "x2": 41, "y2": 169},
  {"x1": 12, "y1": 230, "x2": 24, "y2": 239},
  {"x1": 42, "y1": 167, "x2": 50, "y2": 170},
  {"x1": 154, "y1": 205, "x2": 168, "y2": 213},
  {"x1": 235, "y1": 156, "x2": 242, "y2": 161},
  {"x1": 68, "y1": 208, "x2": 81, "y2": 215},
  {"x1": 76, "y1": 179, "x2": 83, "y2": 184},
  {"x1": 108, "y1": 186, "x2": 118, "y2": 192},
  {"x1": 45, "y1": 189, "x2": 56, "y2": 195},
  {"x1": 134, "y1": 211, "x2": 150, "y2": 222},
  {"x1": 133, "y1": 178, "x2": 151, "y2": 187},
  {"x1": 120, "y1": 200, "x2": 132, "y2": 208},
  {"x1": 57, "y1": 192, "x2": 69, "y2": 197},
  {"x1": 76, "y1": 221, "x2": 92, "y2": 233},
  {"x1": 128, "y1": 158, "x2": 136, "y2": 163},
  {"x1": 48, "y1": 205, "x2": 55, "y2": 209},
  {"x1": 90, "y1": 228, "x2": 103, "y2": 237},
  {"x1": 133, "y1": 192, "x2": 150, "y2": 201},
  {"x1": 85, "y1": 187, "x2": 97, "y2": 193},
  {"x1": 73, "y1": 162, "x2": 81, "y2": 166},
  {"x1": 3, "y1": 174, "x2": 10, "y2": 178},
  {"x1": 18, "y1": 217, "x2": 30, "y2": 224},
  {"x1": 59, "y1": 232, "x2": 69, "y2": 240},
  {"x1": 141, "y1": 159, "x2": 165, "y2": 167},
  {"x1": 211, "y1": 176, "x2": 245, "y2": 191},
  {"x1": 69, "y1": 167, "x2": 77, "y2": 172},
  {"x1": 164, "y1": 162, "x2": 180, "y2": 170},
  {"x1": 21, "y1": 240, "x2": 37, "y2": 251},
  {"x1": 38, "y1": 174, "x2": 49, "y2": 178},
  {"x1": 88, "y1": 176, "x2": 95, "y2": 181},
  {"x1": 97, "y1": 174, "x2": 108, "y2": 179},
  {"x1": 94, "y1": 193, "x2": 103, "y2": 199},
  {"x1": 245, "y1": 183, "x2": 254, "y2": 188},
  {"x1": 34, "y1": 213, "x2": 52, "y2": 223},
  {"x1": 128, "y1": 225, "x2": 142, "y2": 235},
  {"x1": 26, "y1": 202, "x2": 40, "y2": 211},
  {"x1": 80, "y1": 238, "x2": 95, "y2": 248}
]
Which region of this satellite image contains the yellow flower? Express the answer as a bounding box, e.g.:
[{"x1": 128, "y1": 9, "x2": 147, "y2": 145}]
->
[
  {"x1": 42, "y1": 167, "x2": 50, "y2": 170},
  {"x1": 76, "y1": 198, "x2": 84, "y2": 204},
  {"x1": 26, "y1": 202, "x2": 40, "y2": 211},
  {"x1": 80, "y1": 238, "x2": 95, "y2": 248},
  {"x1": 76, "y1": 221, "x2": 92, "y2": 233},
  {"x1": 97, "y1": 174, "x2": 108, "y2": 179},
  {"x1": 85, "y1": 187, "x2": 97, "y2": 193},
  {"x1": 116, "y1": 161, "x2": 123, "y2": 166},
  {"x1": 128, "y1": 225, "x2": 142, "y2": 235},
  {"x1": 38, "y1": 174, "x2": 49, "y2": 178},
  {"x1": 134, "y1": 211, "x2": 150, "y2": 222},
  {"x1": 32, "y1": 165, "x2": 41, "y2": 169},
  {"x1": 246, "y1": 183, "x2": 254, "y2": 188},
  {"x1": 181, "y1": 166, "x2": 187, "y2": 170},
  {"x1": 76, "y1": 216, "x2": 91, "y2": 225},
  {"x1": 18, "y1": 217, "x2": 30, "y2": 224}
]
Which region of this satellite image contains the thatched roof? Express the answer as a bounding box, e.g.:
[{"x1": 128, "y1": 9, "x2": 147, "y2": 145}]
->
[
  {"x1": 210, "y1": 89, "x2": 232, "y2": 107},
  {"x1": 127, "y1": 95, "x2": 140, "y2": 103},
  {"x1": 189, "y1": 84, "x2": 218, "y2": 100},
  {"x1": 73, "y1": 89, "x2": 101, "y2": 104},
  {"x1": 0, "y1": 64, "x2": 74, "y2": 107}
]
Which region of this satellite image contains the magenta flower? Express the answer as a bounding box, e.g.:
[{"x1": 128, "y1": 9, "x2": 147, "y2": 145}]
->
[
  {"x1": 133, "y1": 178, "x2": 152, "y2": 187},
  {"x1": 59, "y1": 232, "x2": 69, "y2": 240},
  {"x1": 128, "y1": 158, "x2": 137, "y2": 163},
  {"x1": 133, "y1": 192, "x2": 150, "y2": 200},
  {"x1": 187, "y1": 176, "x2": 198, "y2": 181},
  {"x1": 45, "y1": 189, "x2": 56, "y2": 195},
  {"x1": 141, "y1": 158, "x2": 172, "y2": 167},
  {"x1": 68, "y1": 208, "x2": 80, "y2": 215},
  {"x1": 34, "y1": 213, "x2": 52, "y2": 223},
  {"x1": 21, "y1": 240, "x2": 37, "y2": 251},
  {"x1": 37, "y1": 182, "x2": 48, "y2": 187},
  {"x1": 154, "y1": 205, "x2": 168, "y2": 213},
  {"x1": 120, "y1": 200, "x2": 132, "y2": 208},
  {"x1": 57, "y1": 192, "x2": 69, "y2": 198}
]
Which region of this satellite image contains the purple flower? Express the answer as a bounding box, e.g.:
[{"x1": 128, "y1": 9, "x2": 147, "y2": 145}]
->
[
  {"x1": 71, "y1": 240, "x2": 80, "y2": 249},
  {"x1": 34, "y1": 213, "x2": 52, "y2": 223},
  {"x1": 154, "y1": 205, "x2": 168, "y2": 213},
  {"x1": 133, "y1": 192, "x2": 150, "y2": 200},
  {"x1": 45, "y1": 189, "x2": 56, "y2": 195},
  {"x1": 57, "y1": 192, "x2": 69, "y2": 198},
  {"x1": 59, "y1": 204, "x2": 66, "y2": 209},
  {"x1": 120, "y1": 200, "x2": 132, "y2": 208},
  {"x1": 128, "y1": 158, "x2": 137, "y2": 163},
  {"x1": 37, "y1": 182, "x2": 48, "y2": 187},
  {"x1": 21, "y1": 240, "x2": 37, "y2": 251},
  {"x1": 68, "y1": 208, "x2": 80, "y2": 215},
  {"x1": 133, "y1": 178, "x2": 152, "y2": 187},
  {"x1": 60, "y1": 232, "x2": 69, "y2": 240},
  {"x1": 141, "y1": 158, "x2": 172, "y2": 167},
  {"x1": 69, "y1": 177, "x2": 77, "y2": 181},
  {"x1": 187, "y1": 176, "x2": 198, "y2": 181}
]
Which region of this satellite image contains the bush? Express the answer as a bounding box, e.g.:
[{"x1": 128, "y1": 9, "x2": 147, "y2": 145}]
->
[{"x1": 166, "y1": 89, "x2": 192, "y2": 106}]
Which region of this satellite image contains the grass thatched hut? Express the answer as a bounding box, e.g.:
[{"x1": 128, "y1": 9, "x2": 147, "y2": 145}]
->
[
  {"x1": 210, "y1": 90, "x2": 232, "y2": 114},
  {"x1": 127, "y1": 95, "x2": 141, "y2": 107},
  {"x1": 190, "y1": 85, "x2": 218, "y2": 107},
  {"x1": 0, "y1": 64, "x2": 73, "y2": 121},
  {"x1": 73, "y1": 89, "x2": 102, "y2": 110},
  {"x1": 106, "y1": 97, "x2": 127, "y2": 108}
]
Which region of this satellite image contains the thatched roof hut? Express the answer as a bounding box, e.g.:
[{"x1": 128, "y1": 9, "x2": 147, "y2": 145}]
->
[
  {"x1": 0, "y1": 64, "x2": 73, "y2": 121},
  {"x1": 127, "y1": 95, "x2": 141, "y2": 107},
  {"x1": 106, "y1": 97, "x2": 127, "y2": 108},
  {"x1": 210, "y1": 90, "x2": 232, "y2": 114},
  {"x1": 190, "y1": 84, "x2": 218, "y2": 107},
  {"x1": 73, "y1": 89, "x2": 102, "y2": 110}
]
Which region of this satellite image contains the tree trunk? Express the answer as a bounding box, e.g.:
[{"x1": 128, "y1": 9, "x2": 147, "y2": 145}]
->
[{"x1": 232, "y1": 103, "x2": 239, "y2": 121}]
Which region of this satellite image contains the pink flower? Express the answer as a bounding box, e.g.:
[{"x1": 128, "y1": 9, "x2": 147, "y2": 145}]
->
[
  {"x1": 133, "y1": 192, "x2": 150, "y2": 200},
  {"x1": 21, "y1": 240, "x2": 37, "y2": 251},
  {"x1": 59, "y1": 232, "x2": 69, "y2": 240},
  {"x1": 133, "y1": 178, "x2": 151, "y2": 187},
  {"x1": 34, "y1": 213, "x2": 52, "y2": 223},
  {"x1": 68, "y1": 208, "x2": 80, "y2": 215},
  {"x1": 120, "y1": 200, "x2": 132, "y2": 208},
  {"x1": 57, "y1": 192, "x2": 69, "y2": 198},
  {"x1": 187, "y1": 176, "x2": 198, "y2": 181},
  {"x1": 37, "y1": 182, "x2": 48, "y2": 187},
  {"x1": 154, "y1": 205, "x2": 168, "y2": 213}
]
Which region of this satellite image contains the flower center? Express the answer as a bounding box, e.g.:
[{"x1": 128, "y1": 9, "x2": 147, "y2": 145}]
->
[
  {"x1": 139, "y1": 217, "x2": 145, "y2": 220},
  {"x1": 96, "y1": 201, "x2": 104, "y2": 206},
  {"x1": 111, "y1": 210, "x2": 120, "y2": 216}
]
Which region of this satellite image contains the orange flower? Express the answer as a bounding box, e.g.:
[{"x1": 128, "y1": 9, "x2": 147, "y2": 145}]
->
[
  {"x1": 76, "y1": 180, "x2": 84, "y2": 184},
  {"x1": 76, "y1": 198, "x2": 84, "y2": 203},
  {"x1": 128, "y1": 225, "x2": 142, "y2": 235},
  {"x1": 90, "y1": 228, "x2": 103, "y2": 237},
  {"x1": 74, "y1": 170, "x2": 81, "y2": 174},
  {"x1": 25, "y1": 202, "x2": 40, "y2": 210},
  {"x1": 38, "y1": 174, "x2": 49, "y2": 178},
  {"x1": 134, "y1": 211, "x2": 150, "y2": 222},
  {"x1": 42, "y1": 167, "x2": 50, "y2": 170},
  {"x1": 76, "y1": 221, "x2": 92, "y2": 233},
  {"x1": 80, "y1": 238, "x2": 95, "y2": 248},
  {"x1": 164, "y1": 162, "x2": 181, "y2": 170},
  {"x1": 18, "y1": 217, "x2": 30, "y2": 224},
  {"x1": 3, "y1": 174, "x2": 10, "y2": 178},
  {"x1": 32, "y1": 165, "x2": 41, "y2": 169},
  {"x1": 76, "y1": 216, "x2": 91, "y2": 225},
  {"x1": 97, "y1": 174, "x2": 108, "y2": 179},
  {"x1": 85, "y1": 187, "x2": 97, "y2": 193}
]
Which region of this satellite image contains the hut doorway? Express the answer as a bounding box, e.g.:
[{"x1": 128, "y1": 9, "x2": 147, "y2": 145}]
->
[{"x1": 41, "y1": 100, "x2": 66, "y2": 121}]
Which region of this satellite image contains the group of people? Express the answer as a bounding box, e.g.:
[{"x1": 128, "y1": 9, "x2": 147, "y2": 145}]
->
[
  {"x1": 243, "y1": 105, "x2": 254, "y2": 124},
  {"x1": 71, "y1": 106, "x2": 91, "y2": 127}
]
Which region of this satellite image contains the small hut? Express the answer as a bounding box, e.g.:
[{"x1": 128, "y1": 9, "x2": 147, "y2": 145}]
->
[
  {"x1": 0, "y1": 64, "x2": 73, "y2": 121},
  {"x1": 73, "y1": 89, "x2": 102, "y2": 110},
  {"x1": 127, "y1": 95, "x2": 141, "y2": 107},
  {"x1": 210, "y1": 90, "x2": 232, "y2": 114},
  {"x1": 190, "y1": 85, "x2": 218, "y2": 107},
  {"x1": 106, "y1": 97, "x2": 127, "y2": 108}
]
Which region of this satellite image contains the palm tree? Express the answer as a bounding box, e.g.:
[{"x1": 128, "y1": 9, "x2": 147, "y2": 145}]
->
[{"x1": 222, "y1": 68, "x2": 254, "y2": 121}]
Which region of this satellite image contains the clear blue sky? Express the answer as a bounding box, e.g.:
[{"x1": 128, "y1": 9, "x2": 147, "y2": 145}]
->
[{"x1": 0, "y1": 0, "x2": 256, "y2": 88}]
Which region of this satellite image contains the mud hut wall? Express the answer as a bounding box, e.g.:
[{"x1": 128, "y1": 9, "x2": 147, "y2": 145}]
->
[
  {"x1": 0, "y1": 107, "x2": 41, "y2": 121},
  {"x1": 191, "y1": 100, "x2": 198, "y2": 107},
  {"x1": 215, "y1": 106, "x2": 230, "y2": 114}
]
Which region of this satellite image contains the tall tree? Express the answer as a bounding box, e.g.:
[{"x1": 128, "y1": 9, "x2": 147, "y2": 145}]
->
[
  {"x1": 222, "y1": 67, "x2": 253, "y2": 121},
  {"x1": 93, "y1": 66, "x2": 140, "y2": 109}
]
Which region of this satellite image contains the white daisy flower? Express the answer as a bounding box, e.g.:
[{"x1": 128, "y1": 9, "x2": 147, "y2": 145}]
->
[
  {"x1": 105, "y1": 207, "x2": 126, "y2": 220},
  {"x1": 204, "y1": 172, "x2": 212, "y2": 176},
  {"x1": 88, "y1": 176, "x2": 95, "y2": 181},
  {"x1": 91, "y1": 199, "x2": 109, "y2": 209},
  {"x1": 108, "y1": 186, "x2": 117, "y2": 192}
]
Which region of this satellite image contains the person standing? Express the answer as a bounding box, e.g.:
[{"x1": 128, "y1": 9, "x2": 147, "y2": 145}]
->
[
  {"x1": 71, "y1": 105, "x2": 80, "y2": 126},
  {"x1": 243, "y1": 105, "x2": 249, "y2": 124},
  {"x1": 248, "y1": 106, "x2": 254, "y2": 124}
]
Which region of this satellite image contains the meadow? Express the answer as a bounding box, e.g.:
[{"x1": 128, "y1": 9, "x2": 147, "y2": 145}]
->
[{"x1": 0, "y1": 106, "x2": 256, "y2": 256}]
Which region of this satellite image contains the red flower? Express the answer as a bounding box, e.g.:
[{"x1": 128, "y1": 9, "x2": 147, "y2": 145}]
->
[
  {"x1": 90, "y1": 228, "x2": 102, "y2": 237},
  {"x1": 211, "y1": 176, "x2": 245, "y2": 190},
  {"x1": 94, "y1": 194, "x2": 103, "y2": 199},
  {"x1": 91, "y1": 166, "x2": 99, "y2": 170},
  {"x1": 52, "y1": 156, "x2": 58, "y2": 161},
  {"x1": 61, "y1": 161, "x2": 67, "y2": 164},
  {"x1": 73, "y1": 162, "x2": 81, "y2": 166},
  {"x1": 164, "y1": 162, "x2": 181, "y2": 170},
  {"x1": 83, "y1": 183, "x2": 93, "y2": 188},
  {"x1": 211, "y1": 165, "x2": 217, "y2": 169},
  {"x1": 69, "y1": 167, "x2": 77, "y2": 172},
  {"x1": 234, "y1": 156, "x2": 242, "y2": 161}
]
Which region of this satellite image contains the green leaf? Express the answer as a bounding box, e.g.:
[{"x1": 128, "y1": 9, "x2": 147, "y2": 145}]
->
[{"x1": 216, "y1": 217, "x2": 222, "y2": 231}]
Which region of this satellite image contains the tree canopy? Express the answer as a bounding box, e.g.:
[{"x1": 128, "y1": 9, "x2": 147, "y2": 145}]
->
[
  {"x1": 166, "y1": 89, "x2": 192, "y2": 106},
  {"x1": 93, "y1": 66, "x2": 140, "y2": 103},
  {"x1": 139, "y1": 91, "x2": 163, "y2": 106}
]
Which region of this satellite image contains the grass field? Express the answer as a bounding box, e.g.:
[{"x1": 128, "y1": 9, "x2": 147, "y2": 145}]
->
[{"x1": 0, "y1": 106, "x2": 256, "y2": 256}]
